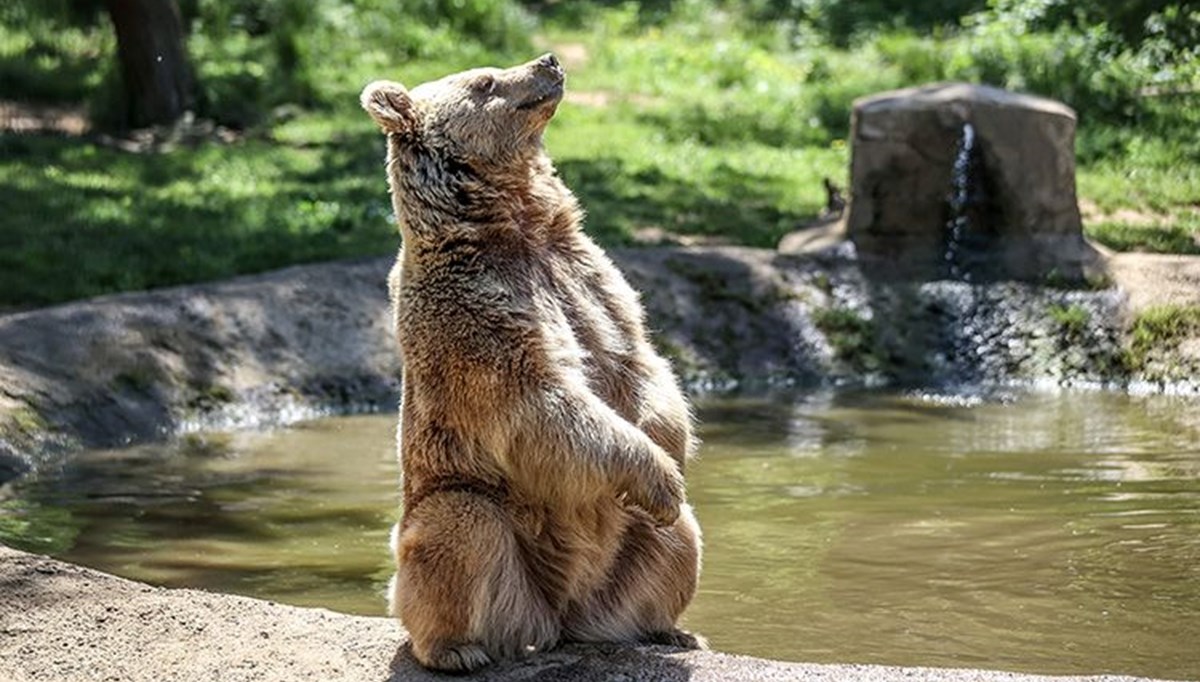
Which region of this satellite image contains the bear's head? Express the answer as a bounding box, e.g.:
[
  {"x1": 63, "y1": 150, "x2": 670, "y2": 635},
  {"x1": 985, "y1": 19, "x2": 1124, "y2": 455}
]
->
[
  {"x1": 361, "y1": 54, "x2": 568, "y2": 239},
  {"x1": 361, "y1": 53, "x2": 564, "y2": 171}
]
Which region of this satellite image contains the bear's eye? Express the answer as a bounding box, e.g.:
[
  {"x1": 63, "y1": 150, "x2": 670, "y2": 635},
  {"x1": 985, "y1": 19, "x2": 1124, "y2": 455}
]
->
[{"x1": 472, "y1": 75, "x2": 497, "y2": 97}]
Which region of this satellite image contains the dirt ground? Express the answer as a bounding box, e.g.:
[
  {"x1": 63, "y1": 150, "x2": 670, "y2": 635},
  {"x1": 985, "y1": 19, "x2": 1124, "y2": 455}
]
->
[{"x1": 1106, "y1": 251, "x2": 1200, "y2": 313}]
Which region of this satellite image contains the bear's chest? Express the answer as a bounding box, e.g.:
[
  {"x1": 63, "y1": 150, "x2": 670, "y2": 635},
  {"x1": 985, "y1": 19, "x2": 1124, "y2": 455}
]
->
[
  {"x1": 394, "y1": 252, "x2": 642, "y2": 411},
  {"x1": 395, "y1": 266, "x2": 523, "y2": 361},
  {"x1": 539, "y1": 260, "x2": 643, "y2": 409}
]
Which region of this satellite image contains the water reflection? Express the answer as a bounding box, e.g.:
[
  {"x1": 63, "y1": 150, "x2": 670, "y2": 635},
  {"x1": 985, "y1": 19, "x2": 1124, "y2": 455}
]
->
[
  {"x1": 2, "y1": 391, "x2": 1198, "y2": 678},
  {"x1": 687, "y1": 391, "x2": 1200, "y2": 678}
]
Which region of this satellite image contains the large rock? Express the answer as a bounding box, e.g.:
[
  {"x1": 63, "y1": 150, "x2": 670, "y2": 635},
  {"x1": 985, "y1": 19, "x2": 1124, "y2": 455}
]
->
[
  {"x1": 0, "y1": 246, "x2": 1182, "y2": 482},
  {"x1": 0, "y1": 249, "x2": 830, "y2": 478},
  {"x1": 0, "y1": 257, "x2": 403, "y2": 474},
  {"x1": 846, "y1": 83, "x2": 1097, "y2": 282},
  {"x1": 0, "y1": 546, "x2": 1177, "y2": 682}
]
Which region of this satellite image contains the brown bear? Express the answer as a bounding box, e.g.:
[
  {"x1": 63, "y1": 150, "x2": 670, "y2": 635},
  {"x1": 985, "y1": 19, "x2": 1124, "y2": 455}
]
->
[{"x1": 361, "y1": 53, "x2": 702, "y2": 673}]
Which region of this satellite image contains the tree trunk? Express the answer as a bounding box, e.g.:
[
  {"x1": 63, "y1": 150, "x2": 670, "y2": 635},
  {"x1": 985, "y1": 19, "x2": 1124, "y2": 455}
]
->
[{"x1": 105, "y1": 0, "x2": 195, "y2": 128}]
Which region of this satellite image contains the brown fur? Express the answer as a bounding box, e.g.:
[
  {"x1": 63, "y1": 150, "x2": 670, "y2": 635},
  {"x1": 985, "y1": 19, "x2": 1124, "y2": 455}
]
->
[{"x1": 362, "y1": 54, "x2": 703, "y2": 672}]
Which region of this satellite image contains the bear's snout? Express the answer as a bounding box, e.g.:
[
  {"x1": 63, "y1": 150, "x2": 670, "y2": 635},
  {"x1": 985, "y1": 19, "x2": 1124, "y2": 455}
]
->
[{"x1": 533, "y1": 53, "x2": 564, "y2": 80}]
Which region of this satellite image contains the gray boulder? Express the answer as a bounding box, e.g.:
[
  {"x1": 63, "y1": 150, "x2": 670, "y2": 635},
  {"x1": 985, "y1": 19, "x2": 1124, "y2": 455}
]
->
[{"x1": 846, "y1": 82, "x2": 1099, "y2": 282}]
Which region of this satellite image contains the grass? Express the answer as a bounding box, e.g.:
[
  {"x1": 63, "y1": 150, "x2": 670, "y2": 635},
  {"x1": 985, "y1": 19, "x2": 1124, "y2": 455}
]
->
[
  {"x1": 1125, "y1": 304, "x2": 1200, "y2": 370},
  {"x1": 1, "y1": 2, "x2": 1197, "y2": 308},
  {"x1": 0, "y1": 130, "x2": 398, "y2": 307},
  {"x1": 549, "y1": 109, "x2": 846, "y2": 247},
  {"x1": 1077, "y1": 119, "x2": 1200, "y2": 255},
  {"x1": 1047, "y1": 303, "x2": 1090, "y2": 337},
  {"x1": 811, "y1": 307, "x2": 880, "y2": 371},
  {"x1": 1086, "y1": 220, "x2": 1200, "y2": 255}
]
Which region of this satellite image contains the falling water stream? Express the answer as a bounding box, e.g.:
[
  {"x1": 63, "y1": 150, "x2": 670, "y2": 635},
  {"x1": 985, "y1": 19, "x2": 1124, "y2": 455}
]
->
[{"x1": 945, "y1": 122, "x2": 976, "y2": 281}]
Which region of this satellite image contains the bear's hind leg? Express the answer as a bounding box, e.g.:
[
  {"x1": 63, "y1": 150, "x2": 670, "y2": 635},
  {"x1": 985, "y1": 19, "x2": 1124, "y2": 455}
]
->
[
  {"x1": 391, "y1": 491, "x2": 559, "y2": 672},
  {"x1": 563, "y1": 503, "x2": 704, "y2": 649}
]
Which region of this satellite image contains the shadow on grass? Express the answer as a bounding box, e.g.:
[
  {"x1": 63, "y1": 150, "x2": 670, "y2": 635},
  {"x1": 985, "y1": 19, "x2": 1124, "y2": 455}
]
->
[
  {"x1": 1087, "y1": 221, "x2": 1200, "y2": 256},
  {"x1": 558, "y1": 157, "x2": 816, "y2": 248},
  {"x1": 0, "y1": 131, "x2": 397, "y2": 309},
  {"x1": 2, "y1": 134, "x2": 816, "y2": 309}
]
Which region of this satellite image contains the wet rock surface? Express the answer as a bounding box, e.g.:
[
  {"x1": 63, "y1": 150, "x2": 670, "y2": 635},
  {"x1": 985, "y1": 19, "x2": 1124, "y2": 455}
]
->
[
  {"x1": 620, "y1": 247, "x2": 829, "y2": 388},
  {"x1": 0, "y1": 257, "x2": 400, "y2": 478},
  {"x1": 0, "y1": 546, "x2": 1178, "y2": 682},
  {"x1": 0, "y1": 246, "x2": 1195, "y2": 482}
]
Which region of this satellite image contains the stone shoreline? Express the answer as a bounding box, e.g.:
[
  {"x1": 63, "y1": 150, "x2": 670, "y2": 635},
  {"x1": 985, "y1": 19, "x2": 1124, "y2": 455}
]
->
[
  {"x1": 0, "y1": 546, "x2": 1183, "y2": 682},
  {"x1": 2, "y1": 245, "x2": 1199, "y2": 482}
]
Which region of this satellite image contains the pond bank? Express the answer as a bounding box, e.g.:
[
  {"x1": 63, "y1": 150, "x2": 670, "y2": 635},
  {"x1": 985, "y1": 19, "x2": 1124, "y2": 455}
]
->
[
  {"x1": 2, "y1": 245, "x2": 1199, "y2": 481},
  {"x1": 0, "y1": 545, "x2": 1179, "y2": 682}
]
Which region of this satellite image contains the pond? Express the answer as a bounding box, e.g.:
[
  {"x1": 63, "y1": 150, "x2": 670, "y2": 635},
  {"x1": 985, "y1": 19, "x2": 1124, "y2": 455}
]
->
[{"x1": 3, "y1": 391, "x2": 1199, "y2": 679}]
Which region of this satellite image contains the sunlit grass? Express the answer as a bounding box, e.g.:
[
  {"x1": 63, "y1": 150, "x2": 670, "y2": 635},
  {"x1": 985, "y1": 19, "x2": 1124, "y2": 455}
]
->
[
  {"x1": 0, "y1": 134, "x2": 397, "y2": 307},
  {"x1": 1, "y1": 4, "x2": 1197, "y2": 308}
]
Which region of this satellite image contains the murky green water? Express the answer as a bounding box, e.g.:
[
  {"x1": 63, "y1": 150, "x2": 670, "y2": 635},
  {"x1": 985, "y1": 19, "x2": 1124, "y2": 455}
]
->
[{"x1": 3, "y1": 391, "x2": 1200, "y2": 679}]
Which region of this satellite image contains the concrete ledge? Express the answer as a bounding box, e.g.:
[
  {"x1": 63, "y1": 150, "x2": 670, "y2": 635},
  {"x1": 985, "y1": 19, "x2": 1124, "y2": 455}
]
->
[{"x1": 0, "y1": 546, "x2": 1175, "y2": 682}]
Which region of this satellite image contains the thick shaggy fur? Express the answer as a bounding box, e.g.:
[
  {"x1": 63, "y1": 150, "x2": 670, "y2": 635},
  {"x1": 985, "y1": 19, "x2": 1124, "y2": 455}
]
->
[{"x1": 362, "y1": 54, "x2": 703, "y2": 672}]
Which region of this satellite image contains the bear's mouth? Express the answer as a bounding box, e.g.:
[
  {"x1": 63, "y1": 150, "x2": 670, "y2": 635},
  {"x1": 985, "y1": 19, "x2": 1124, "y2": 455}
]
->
[{"x1": 515, "y1": 81, "x2": 564, "y2": 111}]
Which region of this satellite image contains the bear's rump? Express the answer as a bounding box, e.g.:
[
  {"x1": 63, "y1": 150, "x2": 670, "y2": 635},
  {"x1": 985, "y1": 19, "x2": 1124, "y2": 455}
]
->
[{"x1": 510, "y1": 494, "x2": 634, "y2": 608}]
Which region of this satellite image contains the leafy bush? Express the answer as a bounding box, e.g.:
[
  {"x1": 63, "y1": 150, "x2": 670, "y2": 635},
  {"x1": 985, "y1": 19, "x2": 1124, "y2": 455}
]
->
[
  {"x1": 186, "y1": 0, "x2": 535, "y2": 125},
  {"x1": 0, "y1": 2, "x2": 110, "y2": 104},
  {"x1": 738, "y1": 0, "x2": 989, "y2": 46},
  {"x1": 2, "y1": 0, "x2": 534, "y2": 127}
]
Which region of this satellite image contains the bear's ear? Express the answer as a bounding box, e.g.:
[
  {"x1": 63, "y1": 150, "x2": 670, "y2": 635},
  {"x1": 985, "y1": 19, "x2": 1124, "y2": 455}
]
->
[{"x1": 361, "y1": 80, "x2": 420, "y2": 135}]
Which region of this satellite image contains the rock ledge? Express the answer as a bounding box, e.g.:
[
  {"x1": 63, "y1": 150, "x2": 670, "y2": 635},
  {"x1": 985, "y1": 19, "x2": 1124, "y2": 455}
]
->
[{"x1": 0, "y1": 546, "x2": 1180, "y2": 682}]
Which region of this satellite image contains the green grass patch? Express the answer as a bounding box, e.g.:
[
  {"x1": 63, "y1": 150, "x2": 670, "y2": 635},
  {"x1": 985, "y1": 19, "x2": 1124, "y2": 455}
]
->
[
  {"x1": 812, "y1": 307, "x2": 880, "y2": 371},
  {"x1": 0, "y1": 130, "x2": 398, "y2": 307},
  {"x1": 1, "y1": 2, "x2": 1197, "y2": 307},
  {"x1": 1086, "y1": 220, "x2": 1200, "y2": 255},
  {"x1": 1126, "y1": 304, "x2": 1200, "y2": 370},
  {"x1": 1047, "y1": 303, "x2": 1090, "y2": 337},
  {"x1": 549, "y1": 107, "x2": 846, "y2": 247},
  {"x1": 1080, "y1": 122, "x2": 1200, "y2": 257}
]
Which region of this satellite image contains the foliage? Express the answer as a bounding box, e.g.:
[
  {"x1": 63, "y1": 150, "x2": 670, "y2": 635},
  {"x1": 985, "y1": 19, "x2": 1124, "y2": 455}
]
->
[
  {"x1": 1126, "y1": 305, "x2": 1200, "y2": 370},
  {"x1": 812, "y1": 307, "x2": 881, "y2": 370},
  {"x1": 0, "y1": 0, "x2": 1197, "y2": 307},
  {"x1": 1047, "y1": 303, "x2": 1090, "y2": 337},
  {"x1": 981, "y1": 0, "x2": 1200, "y2": 49},
  {"x1": 877, "y1": 24, "x2": 1196, "y2": 126},
  {"x1": 739, "y1": 0, "x2": 990, "y2": 47},
  {"x1": 1087, "y1": 220, "x2": 1200, "y2": 256}
]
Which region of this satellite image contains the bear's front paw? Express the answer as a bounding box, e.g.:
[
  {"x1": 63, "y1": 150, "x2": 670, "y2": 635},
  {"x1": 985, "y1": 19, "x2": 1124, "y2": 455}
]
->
[{"x1": 631, "y1": 464, "x2": 685, "y2": 527}]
